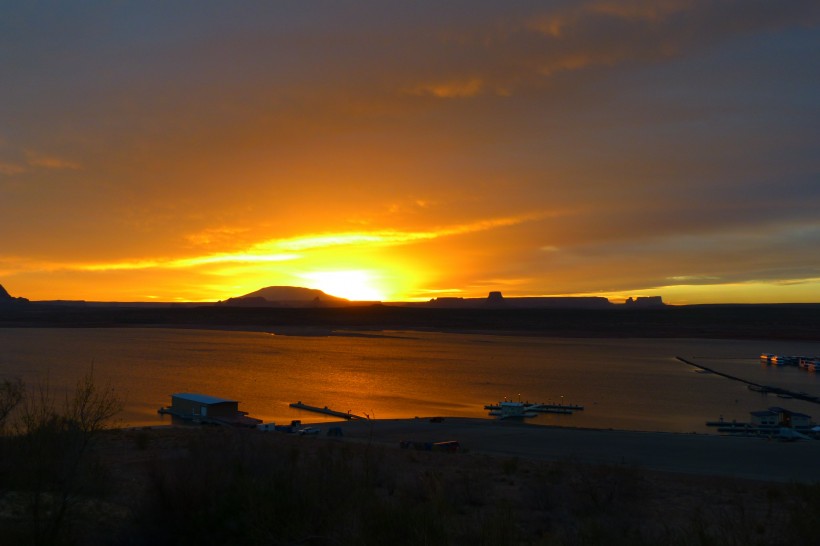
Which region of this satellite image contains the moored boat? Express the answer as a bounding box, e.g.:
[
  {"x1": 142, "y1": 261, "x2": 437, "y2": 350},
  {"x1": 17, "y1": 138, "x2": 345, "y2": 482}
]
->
[
  {"x1": 158, "y1": 392, "x2": 262, "y2": 427},
  {"x1": 485, "y1": 400, "x2": 583, "y2": 412},
  {"x1": 488, "y1": 401, "x2": 538, "y2": 420}
]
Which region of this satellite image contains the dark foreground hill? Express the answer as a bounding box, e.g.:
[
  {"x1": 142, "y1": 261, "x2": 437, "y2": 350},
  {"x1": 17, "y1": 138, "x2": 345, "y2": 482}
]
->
[
  {"x1": 1, "y1": 303, "x2": 819, "y2": 340},
  {"x1": 4, "y1": 424, "x2": 819, "y2": 545}
]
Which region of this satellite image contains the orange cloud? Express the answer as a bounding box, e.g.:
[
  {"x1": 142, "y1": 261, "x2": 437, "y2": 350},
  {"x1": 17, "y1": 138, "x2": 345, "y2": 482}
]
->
[
  {"x1": 185, "y1": 226, "x2": 251, "y2": 246},
  {"x1": 76, "y1": 252, "x2": 301, "y2": 272},
  {"x1": 410, "y1": 77, "x2": 485, "y2": 98},
  {"x1": 25, "y1": 151, "x2": 82, "y2": 170},
  {"x1": 262, "y1": 212, "x2": 545, "y2": 253},
  {"x1": 0, "y1": 161, "x2": 26, "y2": 175},
  {"x1": 0, "y1": 213, "x2": 545, "y2": 277},
  {"x1": 466, "y1": 0, "x2": 812, "y2": 96},
  {"x1": 530, "y1": 0, "x2": 696, "y2": 38}
]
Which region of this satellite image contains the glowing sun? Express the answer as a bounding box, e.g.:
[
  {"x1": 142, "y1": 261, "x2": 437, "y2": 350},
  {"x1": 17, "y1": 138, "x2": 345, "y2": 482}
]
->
[{"x1": 302, "y1": 270, "x2": 385, "y2": 301}]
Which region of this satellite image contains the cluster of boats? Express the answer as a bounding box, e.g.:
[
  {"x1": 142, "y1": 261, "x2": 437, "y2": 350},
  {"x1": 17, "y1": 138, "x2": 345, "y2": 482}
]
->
[
  {"x1": 707, "y1": 407, "x2": 818, "y2": 441},
  {"x1": 485, "y1": 399, "x2": 584, "y2": 420},
  {"x1": 760, "y1": 353, "x2": 820, "y2": 372}
]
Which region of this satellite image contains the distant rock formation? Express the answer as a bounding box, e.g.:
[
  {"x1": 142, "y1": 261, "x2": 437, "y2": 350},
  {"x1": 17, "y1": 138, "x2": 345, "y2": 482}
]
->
[
  {"x1": 425, "y1": 297, "x2": 465, "y2": 309},
  {"x1": 217, "y1": 286, "x2": 349, "y2": 308},
  {"x1": 217, "y1": 296, "x2": 271, "y2": 307},
  {"x1": 415, "y1": 292, "x2": 671, "y2": 309},
  {"x1": 423, "y1": 292, "x2": 612, "y2": 309},
  {"x1": 499, "y1": 296, "x2": 612, "y2": 309},
  {"x1": 624, "y1": 296, "x2": 666, "y2": 308},
  {"x1": 486, "y1": 291, "x2": 505, "y2": 307},
  {"x1": 0, "y1": 284, "x2": 29, "y2": 304}
]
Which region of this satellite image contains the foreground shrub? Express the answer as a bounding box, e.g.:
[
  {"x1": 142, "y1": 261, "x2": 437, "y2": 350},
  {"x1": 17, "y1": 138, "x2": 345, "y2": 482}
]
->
[{"x1": 0, "y1": 370, "x2": 121, "y2": 546}]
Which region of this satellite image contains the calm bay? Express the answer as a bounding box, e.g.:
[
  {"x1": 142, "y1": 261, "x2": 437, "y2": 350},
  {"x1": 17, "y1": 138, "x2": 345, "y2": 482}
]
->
[{"x1": 2, "y1": 327, "x2": 820, "y2": 433}]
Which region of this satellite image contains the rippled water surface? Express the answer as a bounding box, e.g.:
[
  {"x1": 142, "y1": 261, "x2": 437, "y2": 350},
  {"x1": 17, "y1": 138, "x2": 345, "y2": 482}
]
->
[{"x1": 2, "y1": 328, "x2": 819, "y2": 433}]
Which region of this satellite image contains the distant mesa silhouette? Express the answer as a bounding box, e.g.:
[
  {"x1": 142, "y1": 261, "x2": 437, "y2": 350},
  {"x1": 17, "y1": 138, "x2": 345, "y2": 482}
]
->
[
  {"x1": 419, "y1": 292, "x2": 665, "y2": 309},
  {"x1": 422, "y1": 291, "x2": 612, "y2": 309},
  {"x1": 624, "y1": 296, "x2": 665, "y2": 308},
  {"x1": 0, "y1": 282, "x2": 666, "y2": 310},
  {"x1": 0, "y1": 284, "x2": 29, "y2": 305},
  {"x1": 217, "y1": 286, "x2": 350, "y2": 308}
]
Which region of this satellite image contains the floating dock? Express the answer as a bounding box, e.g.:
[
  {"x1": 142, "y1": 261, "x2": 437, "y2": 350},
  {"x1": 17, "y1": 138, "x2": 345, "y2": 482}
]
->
[
  {"x1": 289, "y1": 401, "x2": 366, "y2": 420},
  {"x1": 531, "y1": 406, "x2": 574, "y2": 415},
  {"x1": 677, "y1": 356, "x2": 820, "y2": 405},
  {"x1": 533, "y1": 403, "x2": 584, "y2": 412}
]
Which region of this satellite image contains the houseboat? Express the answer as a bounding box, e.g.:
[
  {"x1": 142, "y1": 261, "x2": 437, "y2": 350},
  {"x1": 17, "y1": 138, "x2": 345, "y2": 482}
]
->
[
  {"x1": 158, "y1": 392, "x2": 261, "y2": 427},
  {"x1": 488, "y1": 401, "x2": 538, "y2": 420}
]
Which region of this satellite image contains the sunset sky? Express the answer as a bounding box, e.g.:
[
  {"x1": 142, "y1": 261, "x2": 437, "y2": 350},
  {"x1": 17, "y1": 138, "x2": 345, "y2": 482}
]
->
[{"x1": 1, "y1": 1, "x2": 819, "y2": 304}]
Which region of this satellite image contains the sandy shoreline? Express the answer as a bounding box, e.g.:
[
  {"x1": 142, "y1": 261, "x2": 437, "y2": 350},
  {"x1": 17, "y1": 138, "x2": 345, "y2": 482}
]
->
[{"x1": 287, "y1": 417, "x2": 820, "y2": 483}]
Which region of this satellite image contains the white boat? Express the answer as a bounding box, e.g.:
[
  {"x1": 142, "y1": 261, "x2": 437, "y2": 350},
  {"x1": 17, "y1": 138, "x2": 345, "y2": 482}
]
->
[
  {"x1": 486, "y1": 400, "x2": 582, "y2": 411},
  {"x1": 488, "y1": 401, "x2": 538, "y2": 420}
]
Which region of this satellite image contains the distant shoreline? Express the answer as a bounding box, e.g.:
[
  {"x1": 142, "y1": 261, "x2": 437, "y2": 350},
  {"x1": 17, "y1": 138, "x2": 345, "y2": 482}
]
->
[{"x1": 2, "y1": 303, "x2": 820, "y2": 340}]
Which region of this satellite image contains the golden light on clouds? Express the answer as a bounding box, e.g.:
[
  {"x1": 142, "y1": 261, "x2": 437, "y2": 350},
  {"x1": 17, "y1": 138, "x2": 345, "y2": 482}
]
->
[
  {"x1": 1, "y1": 214, "x2": 541, "y2": 301},
  {"x1": 1, "y1": 2, "x2": 818, "y2": 304}
]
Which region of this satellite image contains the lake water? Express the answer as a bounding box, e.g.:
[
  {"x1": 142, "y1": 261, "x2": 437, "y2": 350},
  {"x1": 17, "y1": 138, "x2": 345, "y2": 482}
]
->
[{"x1": 2, "y1": 328, "x2": 820, "y2": 433}]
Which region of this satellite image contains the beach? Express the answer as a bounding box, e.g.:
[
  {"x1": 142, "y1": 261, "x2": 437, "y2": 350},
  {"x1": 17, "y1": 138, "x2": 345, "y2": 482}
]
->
[
  {"x1": 83, "y1": 418, "x2": 820, "y2": 543},
  {"x1": 298, "y1": 417, "x2": 820, "y2": 483},
  {"x1": 4, "y1": 412, "x2": 819, "y2": 544}
]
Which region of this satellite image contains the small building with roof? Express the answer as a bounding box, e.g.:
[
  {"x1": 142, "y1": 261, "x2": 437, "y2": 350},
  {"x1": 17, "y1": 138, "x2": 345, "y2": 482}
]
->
[
  {"x1": 750, "y1": 410, "x2": 779, "y2": 427},
  {"x1": 161, "y1": 392, "x2": 261, "y2": 427},
  {"x1": 750, "y1": 407, "x2": 813, "y2": 429}
]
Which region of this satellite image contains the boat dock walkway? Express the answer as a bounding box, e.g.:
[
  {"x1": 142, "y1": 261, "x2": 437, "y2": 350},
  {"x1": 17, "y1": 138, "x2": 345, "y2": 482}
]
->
[
  {"x1": 533, "y1": 403, "x2": 584, "y2": 412},
  {"x1": 289, "y1": 401, "x2": 366, "y2": 420},
  {"x1": 676, "y1": 356, "x2": 820, "y2": 405}
]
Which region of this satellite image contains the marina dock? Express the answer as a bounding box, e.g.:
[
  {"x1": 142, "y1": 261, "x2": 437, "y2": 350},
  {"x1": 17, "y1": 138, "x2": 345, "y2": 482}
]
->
[
  {"x1": 532, "y1": 403, "x2": 584, "y2": 412},
  {"x1": 676, "y1": 357, "x2": 820, "y2": 405},
  {"x1": 289, "y1": 401, "x2": 366, "y2": 420}
]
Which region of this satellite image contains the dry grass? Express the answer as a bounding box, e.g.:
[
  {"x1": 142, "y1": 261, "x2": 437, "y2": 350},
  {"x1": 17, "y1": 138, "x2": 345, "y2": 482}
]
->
[{"x1": 2, "y1": 425, "x2": 815, "y2": 545}]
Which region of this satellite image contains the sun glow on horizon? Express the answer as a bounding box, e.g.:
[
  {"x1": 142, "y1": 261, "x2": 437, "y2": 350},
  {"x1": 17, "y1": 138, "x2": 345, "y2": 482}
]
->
[
  {"x1": 301, "y1": 270, "x2": 386, "y2": 302},
  {"x1": 3, "y1": 220, "x2": 818, "y2": 304}
]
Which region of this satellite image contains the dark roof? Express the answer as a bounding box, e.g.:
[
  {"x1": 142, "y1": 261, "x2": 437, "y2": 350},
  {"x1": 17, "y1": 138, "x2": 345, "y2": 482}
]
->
[
  {"x1": 172, "y1": 393, "x2": 238, "y2": 405},
  {"x1": 751, "y1": 410, "x2": 777, "y2": 417},
  {"x1": 767, "y1": 406, "x2": 812, "y2": 418}
]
